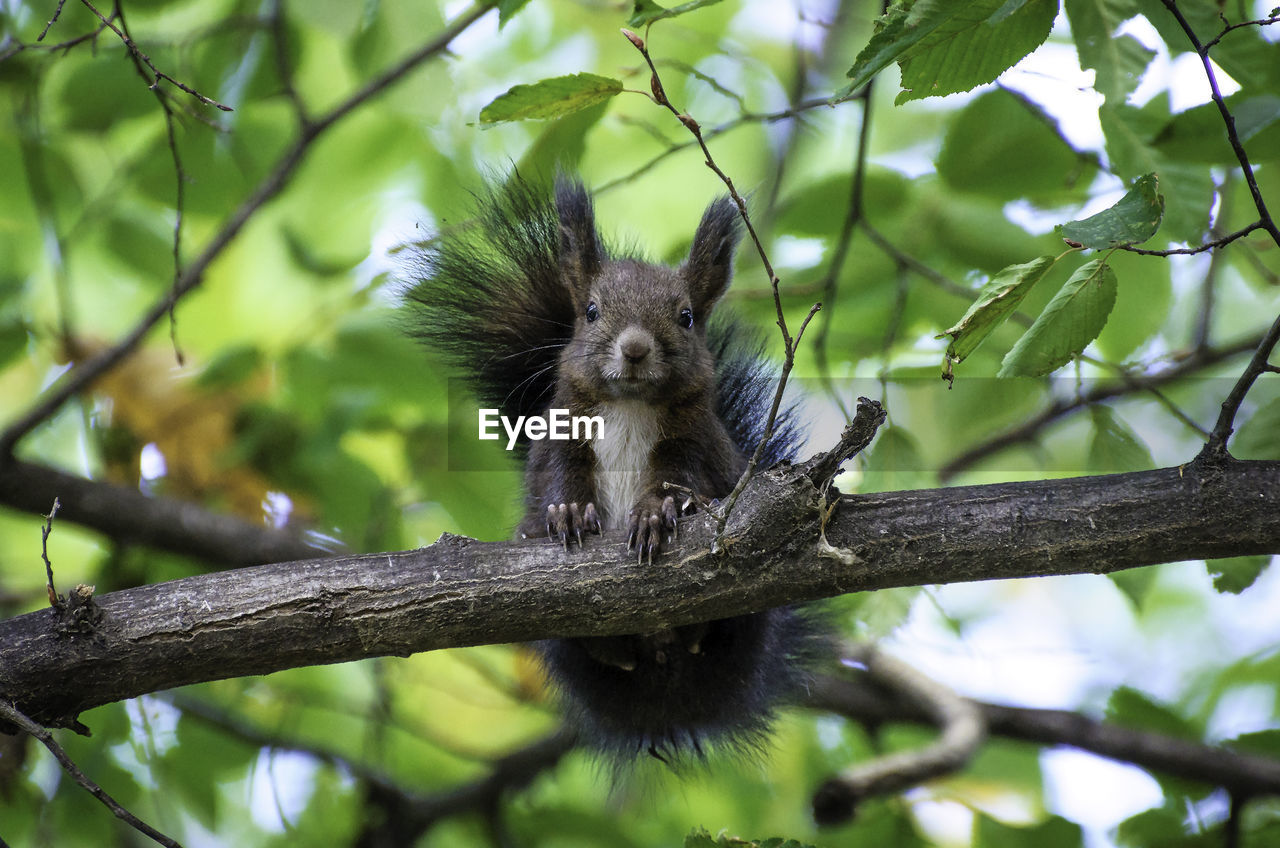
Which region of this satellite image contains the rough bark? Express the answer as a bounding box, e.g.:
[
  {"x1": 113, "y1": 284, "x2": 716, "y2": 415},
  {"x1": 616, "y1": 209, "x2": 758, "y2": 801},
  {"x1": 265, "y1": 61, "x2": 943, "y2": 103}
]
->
[{"x1": 1, "y1": 455, "x2": 1277, "y2": 730}]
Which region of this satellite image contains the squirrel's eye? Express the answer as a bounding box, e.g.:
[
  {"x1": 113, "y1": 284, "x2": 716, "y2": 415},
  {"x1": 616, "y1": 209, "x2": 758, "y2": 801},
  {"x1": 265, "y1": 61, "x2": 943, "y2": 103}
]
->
[
  {"x1": 586, "y1": 302, "x2": 599, "y2": 322},
  {"x1": 679, "y1": 308, "x2": 694, "y2": 329}
]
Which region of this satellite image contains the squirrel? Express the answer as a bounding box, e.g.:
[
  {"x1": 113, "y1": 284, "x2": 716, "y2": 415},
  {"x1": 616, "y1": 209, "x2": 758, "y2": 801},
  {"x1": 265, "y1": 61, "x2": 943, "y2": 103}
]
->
[{"x1": 403, "y1": 175, "x2": 825, "y2": 764}]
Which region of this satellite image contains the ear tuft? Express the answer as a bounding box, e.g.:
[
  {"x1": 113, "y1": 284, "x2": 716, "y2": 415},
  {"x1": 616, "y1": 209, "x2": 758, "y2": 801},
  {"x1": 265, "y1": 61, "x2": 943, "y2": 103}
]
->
[
  {"x1": 554, "y1": 176, "x2": 603, "y2": 294},
  {"x1": 684, "y1": 196, "x2": 742, "y2": 315}
]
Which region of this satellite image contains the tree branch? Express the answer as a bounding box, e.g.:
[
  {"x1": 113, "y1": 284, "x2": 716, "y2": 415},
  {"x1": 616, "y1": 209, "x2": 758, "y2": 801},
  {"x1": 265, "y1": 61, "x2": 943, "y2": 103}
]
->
[
  {"x1": 0, "y1": 457, "x2": 328, "y2": 566},
  {"x1": 809, "y1": 672, "x2": 1280, "y2": 798},
  {"x1": 939, "y1": 333, "x2": 1264, "y2": 479},
  {"x1": 0, "y1": 700, "x2": 183, "y2": 847},
  {"x1": 2, "y1": 452, "x2": 1277, "y2": 730}
]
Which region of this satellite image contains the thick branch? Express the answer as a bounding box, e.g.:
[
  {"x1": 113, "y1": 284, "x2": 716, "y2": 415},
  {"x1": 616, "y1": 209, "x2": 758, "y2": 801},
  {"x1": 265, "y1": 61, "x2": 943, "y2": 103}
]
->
[
  {"x1": 1, "y1": 455, "x2": 1277, "y2": 729},
  {"x1": 0, "y1": 457, "x2": 327, "y2": 566}
]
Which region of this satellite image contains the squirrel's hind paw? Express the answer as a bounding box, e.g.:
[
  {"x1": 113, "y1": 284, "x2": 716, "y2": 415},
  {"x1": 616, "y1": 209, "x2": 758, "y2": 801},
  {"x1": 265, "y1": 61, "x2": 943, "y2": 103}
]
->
[{"x1": 546, "y1": 502, "x2": 601, "y2": 550}]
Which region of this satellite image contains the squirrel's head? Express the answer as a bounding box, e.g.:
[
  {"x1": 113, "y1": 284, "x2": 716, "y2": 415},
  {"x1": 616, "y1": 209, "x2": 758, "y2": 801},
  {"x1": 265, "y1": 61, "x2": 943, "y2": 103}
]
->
[{"x1": 554, "y1": 181, "x2": 742, "y2": 404}]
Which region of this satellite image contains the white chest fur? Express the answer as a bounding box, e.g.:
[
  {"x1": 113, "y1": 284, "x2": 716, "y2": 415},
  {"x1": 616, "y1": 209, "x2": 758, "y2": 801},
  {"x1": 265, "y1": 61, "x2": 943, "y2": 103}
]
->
[{"x1": 591, "y1": 400, "x2": 661, "y2": 531}]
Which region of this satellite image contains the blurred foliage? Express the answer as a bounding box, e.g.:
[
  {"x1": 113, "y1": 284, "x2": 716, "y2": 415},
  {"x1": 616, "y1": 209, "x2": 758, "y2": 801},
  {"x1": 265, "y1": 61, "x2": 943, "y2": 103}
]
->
[{"x1": 1, "y1": 0, "x2": 1279, "y2": 846}]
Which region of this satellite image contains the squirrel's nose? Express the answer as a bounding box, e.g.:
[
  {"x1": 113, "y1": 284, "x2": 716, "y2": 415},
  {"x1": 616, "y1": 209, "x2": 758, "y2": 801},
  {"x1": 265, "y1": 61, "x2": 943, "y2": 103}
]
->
[{"x1": 618, "y1": 328, "x2": 653, "y2": 364}]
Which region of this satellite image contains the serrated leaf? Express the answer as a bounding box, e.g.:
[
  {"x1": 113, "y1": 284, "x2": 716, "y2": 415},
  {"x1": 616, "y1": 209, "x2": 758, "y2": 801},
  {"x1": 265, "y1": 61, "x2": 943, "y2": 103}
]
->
[
  {"x1": 938, "y1": 256, "x2": 1054, "y2": 372},
  {"x1": 840, "y1": 4, "x2": 956, "y2": 97},
  {"x1": 1206, "y1": 555, "x2": 1270, "y2": 594},
  {"x1": 478, "y1": 74, "x2": 623, "y2": 124},
  {"x1": 629, "y1": 0, "x2": 723, "y2": 27},
  {"x1": 895, "y1": 0, "x2": 1057, "y2": 103},
  {"x1": 998, "y1": 257, "x2": 1118, "y2": 377},
  {"x1": 1058, "y1": 173, "x2": 1164, "y2": 248}
]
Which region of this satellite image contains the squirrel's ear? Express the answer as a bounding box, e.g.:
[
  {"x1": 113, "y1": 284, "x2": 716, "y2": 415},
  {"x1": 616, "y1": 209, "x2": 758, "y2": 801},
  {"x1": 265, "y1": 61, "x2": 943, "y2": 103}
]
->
[
  {"x1": 684, "y1": 196, "x2": 741, "y2": 314},
  {"x1": 555, "y1": 177, "x2": 602, "y2": 294}
]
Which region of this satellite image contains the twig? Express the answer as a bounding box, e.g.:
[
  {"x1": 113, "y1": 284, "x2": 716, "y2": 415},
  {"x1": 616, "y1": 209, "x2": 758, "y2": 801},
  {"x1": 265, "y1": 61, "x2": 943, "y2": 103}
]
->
[
  {"x1": 808, "y1": 672, "x2": 1280, "y2": 797},
  {"x1": 619, "y1": 27, "x2": 822, "y2": 549},
  {"x1": 77, "y1": 0, "x2": 231, "y2": 111},
  {"x1": 1119, "y1": 220, "x2": 1263, "y2": 256},
  {"x1": 38, "y1": 0, "x2": 69, "y2": 41},
  {"x1": 1158, "y1": 0, "x2": 1280, "y2": 456},
  {"x1": 41, "y1": 498, "x2": 61, "y2": 607},
  {"x1": 0, "y1": 700, "x2": 184, "y2": 848},
  {"x1": 1203, "y1": 10, "x2": 1280, "y2": 51},
  {"x1": 114, "y1": 3, "x2": 189, "y2": 366},
  {"x1": 1203, "y1": 312, "x2": 1280, "y2": 459},
  {"x1": 810, "y1": 72, "x2": 875, "y2": 418},
  {"x1": 594, "y1": 94, "x2": 839, "y2": 195},
  {"x1": 0, "y1": 2, "x2": 495, "y2": 459},
  {"x1": 811, "y1": 645, "x2": 986, "y2": 825},
  {"x1": 269, "y1": 0, "x2": 309, "y2": 125},
  {"x1": 939, "y1": 333, "x2": 1265, "y2": 479}
]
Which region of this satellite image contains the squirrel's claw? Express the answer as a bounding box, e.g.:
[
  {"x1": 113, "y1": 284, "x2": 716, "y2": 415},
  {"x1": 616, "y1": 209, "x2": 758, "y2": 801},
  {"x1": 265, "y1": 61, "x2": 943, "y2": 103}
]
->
[
  {"x1": 547, "y1": 501, "x2": 600, "y2": 551},
  {"x1": 627, "y1": 495, "x2": 678, "y2": 563}
]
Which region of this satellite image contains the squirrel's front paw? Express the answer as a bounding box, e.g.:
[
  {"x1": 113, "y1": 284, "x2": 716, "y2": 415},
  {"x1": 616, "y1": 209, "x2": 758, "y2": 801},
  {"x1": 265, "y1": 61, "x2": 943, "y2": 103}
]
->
[
  {"x1": 546, "y1": 502, "x2": 601, "y2": 550},
  {"x1": 627, "y1": 494, "x2": 678, "y2": 564}
]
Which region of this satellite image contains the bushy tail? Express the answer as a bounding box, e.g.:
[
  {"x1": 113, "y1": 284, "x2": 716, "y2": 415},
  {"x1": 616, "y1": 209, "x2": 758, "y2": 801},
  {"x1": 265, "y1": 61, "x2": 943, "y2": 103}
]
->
[{"x1": 400, "y1": 176, "x2": 579, "y2": 451}]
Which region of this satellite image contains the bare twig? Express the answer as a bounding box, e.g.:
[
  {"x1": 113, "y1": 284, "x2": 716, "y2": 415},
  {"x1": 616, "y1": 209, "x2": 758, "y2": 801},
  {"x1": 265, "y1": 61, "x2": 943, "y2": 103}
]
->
[
  {"x1": 619, "y1": 27, "x2": 823, "y2": 549},
  {"x1": 810, "y1": 73, "x2": 875, "y2": 417},
  {"x1": 0, "y1": 700, "x2": 184, "y2": 848},
  {"x1": 41, "y1": 498, "x2": 61, "y2": 607},
  {"x1": 939, "y1": 333, "x2": 1265, "y2": 479},
  {"x1": 1119, "y1": 220, "x2": 1263, "y2": 256},
  {"x1": 38, "y1": 1, "x2": 70, "y2": 40},
  {"x1": 1203, "y1": 9, "x2": 1280, "y2": 51},
  {"x1": 809, "y1": 672, "x2": 1280, "y2": 797},
  {"x1": 812, "y1": 645, "x2": 986, "y2": 825},
  {"x1": 1158, "y1": 0, "x2": 1280, "y2": 456},
  {"x1": 78, "y1": 0, "x2": 232, "y2": 111},
  {"x1": 0, "y1": 2, "x2": 495, "y2": 459}
]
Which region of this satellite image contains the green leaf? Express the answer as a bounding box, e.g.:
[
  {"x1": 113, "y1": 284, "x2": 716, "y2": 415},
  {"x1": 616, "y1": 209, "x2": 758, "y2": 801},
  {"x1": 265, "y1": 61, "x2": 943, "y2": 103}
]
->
[
  {"x1": 1225, "y1": 728, "x2": 1280, "y2": 759},
  {"x1": 1109, "y1": 568, "x2": 1158, "y2": 609},
  {"x1": 938, "y1": 256, "x2": 1055, "y2": 373},
  {"x1": 682, "y1": 829, "x2": 816, "y2": 848},
  {"x1": 497, "y1": 0, "x2": 534, "y2": 27},
  {"x1": 975, "y1": 812, "x2": 1084, "y2": 848},
  {"x1": 896, "y1": 0, "x2": 1057, "y2": 104},
  {"x1": 938, "y1": 89, "x2": 1096, "y2": 200},
  {"x1": 841, "y1": 0, "x2": 1057, "y2": 102},
  {"x1": 478, "y1": 73, "x2": 623, "y2": 124},
  {"x1": 998, "y1": 257, "x2": 1118, "y2": 377},
  {"x1": 1058, "y1": 173, "x2": 1164, "y2": 248},
  {"x1": 1064, "y1": 0, "x2": 1154, "y2": 104},
  {"x1": 1099, "y1": 100, "x2": 1215, "y2": 244},
  {"x1": 840, "y1": 3, "x2": 956, "y2": 97},
  {"x1": 1107, "y1": 686, "x2": 1199, "y2": 740},
  {"x1": 1206, "y1": 555, "x2": 1270, "y2": 594},
  {"x1": 1233, "y1": 397, "x2": 1280, "y2": 459},
  {"x1": 628, "y1": 0, "x2": 724, "y2": 27},
  {"x1": 0, "y1": 316, "x2": 29, "y2": 368},
  {"x1": 1087, "y1": 405, "x2": 1153, "y2": 472},
  {"x1": 1154, "y1": 94, "x2": 1280, "y2": 163}
]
